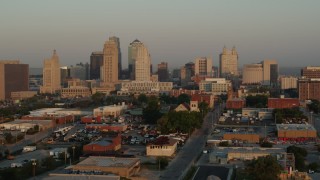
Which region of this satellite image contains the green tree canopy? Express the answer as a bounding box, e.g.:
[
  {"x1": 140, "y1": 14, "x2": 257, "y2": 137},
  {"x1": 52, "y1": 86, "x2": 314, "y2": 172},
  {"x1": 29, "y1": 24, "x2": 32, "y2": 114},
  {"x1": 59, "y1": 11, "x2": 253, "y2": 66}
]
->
[
  {"x1": 243, "y1": 155, "x2": 282, "y2": 180},
  {"x1": 177, "y1": 94, "x2": 190, "y2": 104}
]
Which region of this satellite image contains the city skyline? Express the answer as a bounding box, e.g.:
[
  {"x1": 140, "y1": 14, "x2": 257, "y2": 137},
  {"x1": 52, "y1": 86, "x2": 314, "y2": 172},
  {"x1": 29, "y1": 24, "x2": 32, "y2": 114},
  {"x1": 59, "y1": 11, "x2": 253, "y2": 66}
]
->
[{"x1": 1, "y1": 1, "x2": 320, "y2": 69}]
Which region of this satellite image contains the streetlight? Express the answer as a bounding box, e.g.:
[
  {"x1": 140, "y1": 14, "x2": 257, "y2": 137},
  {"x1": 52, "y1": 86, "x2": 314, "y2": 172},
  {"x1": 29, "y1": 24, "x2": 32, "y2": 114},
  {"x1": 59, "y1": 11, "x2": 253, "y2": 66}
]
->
[
  {"x1": 72, "y1": 145, "x2": 75, "y2": 162},
  {"x1": 32, "y1": 159, "x2": 37, "y2": 178}
]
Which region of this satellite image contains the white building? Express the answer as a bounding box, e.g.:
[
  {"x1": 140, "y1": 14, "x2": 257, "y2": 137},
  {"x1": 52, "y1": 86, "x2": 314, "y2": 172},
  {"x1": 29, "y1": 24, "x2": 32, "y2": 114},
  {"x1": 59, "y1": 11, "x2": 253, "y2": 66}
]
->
[
  {"x1": 199, "y1": 78, "x2": 231, "y2": 95},
  {"x1": 195, "y1": 57, "x2": 213, "y2": 76},
  {"x1": 117, "y1": 81, "x2": 173, "y2": 95},
  {"x1": 146, "y1": 138, "x2": 178, "y2": 157},
  {"x1": 93, "y1": 103, "x2": 128, "y2": 118},
  {"x1": 280, "y1": 76, "x2": 298, "y2": 90}
]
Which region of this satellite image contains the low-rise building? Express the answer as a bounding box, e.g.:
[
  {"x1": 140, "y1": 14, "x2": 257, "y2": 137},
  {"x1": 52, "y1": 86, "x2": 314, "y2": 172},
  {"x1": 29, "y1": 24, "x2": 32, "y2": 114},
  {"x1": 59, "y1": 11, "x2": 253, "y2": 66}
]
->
[
  {"x1": 191, "y1": 93, "x2": 215, "y2": 108},
  {"x1": 242, "y1": 108, "x2": 274, "y2": 120},
  {"x1": 146, "y1": 136, "x2": 178, "y2": 157},
  {"x1": 83, "y1": 134, "x2": 121, "y2": 154},
  {"x1": 199, "y1": 78, "x2": 232, "y2": 95},
  {"x1": 226, "y1": 98, "x2": 246, "y2": 109},
  {"x1": 70, "y1": 156, "x2": 140, "y2": 178},
  {"x1": 117, "y1": 81, "x2": 173, "y2": 96},
  {"x1": 85, "y1": 123, "x2": 127, "y2": 132},
  {"x1": 209, "y1": 147, "x2": 285, "y2": 163},
  {"x1": 223, "y1": 133, "x2": 260, "y2": 143},
  {"x1": 93, "y1": 103, "x2": 127, "y2": 118},
  {"x1": 10, "y1": 91, "x2": 37, "y2": 101},
  {"x1": 276, "y1": 124, "x2": 317, "y2": 140},
  {"x1": 268, "y1": 98, "x2": 299, "y2": 109}
]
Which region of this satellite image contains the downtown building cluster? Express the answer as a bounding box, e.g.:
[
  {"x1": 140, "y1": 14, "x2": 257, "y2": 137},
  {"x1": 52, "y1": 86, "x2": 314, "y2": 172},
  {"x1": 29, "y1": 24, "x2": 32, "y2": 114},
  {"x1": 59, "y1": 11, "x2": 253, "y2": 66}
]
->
[{"x1": 1, "y1": 36, "x2": 320, "y2": 104}]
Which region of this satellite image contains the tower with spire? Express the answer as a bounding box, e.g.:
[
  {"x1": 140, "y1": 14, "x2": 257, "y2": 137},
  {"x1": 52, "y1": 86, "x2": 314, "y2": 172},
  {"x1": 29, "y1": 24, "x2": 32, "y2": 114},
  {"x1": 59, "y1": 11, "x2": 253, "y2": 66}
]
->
[
  {"x1": 219, "y1": 46, "x2": 238, "y2": 77},
  {"x1": 40, "y1": 50, "x2": 61, "y2": 94}
]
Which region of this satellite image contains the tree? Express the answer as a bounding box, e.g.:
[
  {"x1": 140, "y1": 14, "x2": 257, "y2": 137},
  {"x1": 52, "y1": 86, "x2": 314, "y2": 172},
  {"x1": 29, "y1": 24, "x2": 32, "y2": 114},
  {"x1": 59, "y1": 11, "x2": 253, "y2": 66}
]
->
[
  {"x1": 260, "y1": 141, "x2": 273, "y2": 148},
  {"x1": 287, "y1": 146, "x2": 308, "y2": 171},
  {"x1": 308, "y1": 162, "x2": 319, "y2": 171},
  {"x1": 143, "y1": 99, "x2": 162, "y2": 124},
  {"x1": 156, "y1": 156, "x2": 169, "y2": 170},
  {"x1": 177, "y1": 94, "x2": 190, "y2": 104},
  {"x1": 4, "y1": 133, "x2": 14, "y2": 144},
  {"x1": 246, "y1": 95, "x2": 268, "y2": 108},
  {"x1": 91, "y1": 92, "x2": 105, "y2": 105},
  {"x1": 243, "y1": 155, "x2": 282, "y2": 180},
  {"x1": 307, "y1": 99, "x2": 320, "y2": 114},
  {"x1": 198, "y1": 102, "x2": 209, "y2": 118},
  {"x1": 138, "y1": 94, "x2": 148, "y2": 105}
]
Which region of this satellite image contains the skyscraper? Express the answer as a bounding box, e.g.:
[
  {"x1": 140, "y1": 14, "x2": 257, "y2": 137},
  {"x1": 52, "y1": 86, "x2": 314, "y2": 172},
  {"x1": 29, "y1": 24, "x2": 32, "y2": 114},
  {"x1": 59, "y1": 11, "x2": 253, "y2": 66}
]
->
[
  {"x1": 90, "y1": 51, "x2": 103, "y2": 80},
  {"x1": 101, "y1": 37, "x2": 119, "y2": 84},
  {"x1": 40, "y1": 50, "x2": 61, "y2": 94},
  {"x1": 242, "y1": 59, "x2": 278, "y2": 86},
  {"x1": 195, "y1": 57, "x2": 212, "y2": 76},
  {"x1": 0, "y1": 60, "x2": 29, "y2": 100},
  {"x1": 219, "y1": 46, "x2": 238, "y2": 77},
  {"x1": 157, "y1": 62, "x2": 169, "y2": 82},
  {"x1": 109, "y1": 36, "x2": 122, "y2": 79},
  {"x1": 128, "y1": 39, "x2": 151, "y2": 81},
  {"x1": 262, "y1": 59, "x2": 278, "y2": 86}
]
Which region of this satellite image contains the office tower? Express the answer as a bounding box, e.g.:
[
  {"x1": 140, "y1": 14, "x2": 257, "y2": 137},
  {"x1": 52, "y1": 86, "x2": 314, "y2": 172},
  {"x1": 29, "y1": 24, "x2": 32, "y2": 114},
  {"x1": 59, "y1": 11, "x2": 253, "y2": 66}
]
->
[
  {"x1": 69, "y1": 63, "x2": 89, "y2": 80},
  {"x1": 242, "y1": 60, "x2": 278, "y2": 85},
  {"x1": 101, "y1": 37, "x2": 119, "y2": 83},
  {"x1": 60, "y1": 66, "x2": 70, "y2": 87},
  {"x1": 195, "y1": 57, "x2": 213, "y2": 76},
  {"x1": 157, "y1": 62, "x2": 169, "y2": 82},
  {"x1": 90, "y1": 51, "x2": 103, "y2": 80},
  {"x1": 280, "y1": 76, "x2": 298, "y2": 90},
  {"x1": 301, "y1": 66, "x2": 320, "y2": 78},
  {"x1": 262, "y1": 59, "x2": 278, "y2": 86},
  {"x1": 40, "y1": 50, "x2": 61, "y2": 94},
  {"x1": 298, "y1": 78, "x2": 320, "y2": 101},
  {"x1": 128, "y1": 39, "x2": 151, "y2": 81},
  {"x1": 219, "y1": 46, "x2": 238, "y2": 77},
  {"x1": 242, "y1": 64, "x2": 263, "y2": 84},
  {"x1": 0, "y1": 60, "x2": 29, "y2": 100},
  {"x1": 180, "y1": 62, "x2": 195, "y2": 86},
  {"x1": 109, "y1": 36, "x2": 122, "y2": 79}
]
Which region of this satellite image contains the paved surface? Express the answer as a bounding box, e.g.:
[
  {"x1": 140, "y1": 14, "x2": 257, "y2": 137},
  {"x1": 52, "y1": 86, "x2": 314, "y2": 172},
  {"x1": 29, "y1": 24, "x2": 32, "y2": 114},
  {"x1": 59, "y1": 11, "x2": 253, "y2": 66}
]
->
[
  {"x1": 0, "y1": 149, "x2": 49, "y2": 168},
  {"x1": 160, "y1": 104, "x2": 223, "y2": 180}
]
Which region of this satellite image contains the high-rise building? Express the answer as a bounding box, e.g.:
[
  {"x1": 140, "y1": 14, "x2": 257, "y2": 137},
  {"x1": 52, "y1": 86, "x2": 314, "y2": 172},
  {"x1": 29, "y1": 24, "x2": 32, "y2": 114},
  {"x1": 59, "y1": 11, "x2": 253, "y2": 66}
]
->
[
  {"x1": 90, "y1": 51, "x2": 103, "y2": 80},
  {"x1": 180, "y1": 62, "x2": 195, "y2": 86},
  {"x1": 128, "y1": 39, "x2": 151, "y2": 81},
  {"x1": 219, "y1": 46, "x2": 238, "y2": 77},
  {"x1": 0, "y1": 60, "x2": 29, "y2": 100},
  {"x1": 242, "y1": 59, "x2": 278, "y2": 86},
  {"x1": 301, "y1": 66, "x2": 320, "y2": 78},
  {"x1": 40, "y1": 50, "x2": 61, "y2": 94},
  {"x1": 262, "y1": 59, "x2": 278, "y2": 86},
  {"x1": 157, "y1": 62, "x2": 169, "y2": 82},
  {"x1": 298, "y1": 78, "x2": 320, "y2": 101},
  {"x1": 109, "y1": 36, "x2": 122, "y2": 79},
  {"x1": 101, "y1": 37, "x2": 119, "y2": 84},
  {"x1": 69, "y1": 63, "x2": 90, "y2": 80},
  {"x1": 60, "y1": 66, "x2": 70, "y2": 87},
  {"x1": 195, "y1": 57, "x2": 212, "y2": 76},
  {"x1": 280, "y1": 76, "x2": 298, "y2": 90},
  {"x1": 242, "y1": 64, "x2": 263, "y2": 84}
]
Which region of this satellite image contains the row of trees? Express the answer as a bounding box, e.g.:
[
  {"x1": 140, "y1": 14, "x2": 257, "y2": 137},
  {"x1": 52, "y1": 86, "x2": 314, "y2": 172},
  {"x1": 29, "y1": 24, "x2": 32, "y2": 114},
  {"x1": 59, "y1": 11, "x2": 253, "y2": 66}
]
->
[
  {"x1": 273, "y1": 107, "x2": 307, "y2": 124},
  {"x1": 157, "y1": 111, "x2": 203, "y2": 134}
]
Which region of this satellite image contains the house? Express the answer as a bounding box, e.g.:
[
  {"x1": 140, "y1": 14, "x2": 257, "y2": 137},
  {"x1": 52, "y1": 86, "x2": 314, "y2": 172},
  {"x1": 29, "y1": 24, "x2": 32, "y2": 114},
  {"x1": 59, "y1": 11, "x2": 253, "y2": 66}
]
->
[
  {"x1": 146, "y1": 136, "x2": 178, "y2": 157},
  {"x1": 174, "y1": 101, "x2": 199, "y2": 112}
]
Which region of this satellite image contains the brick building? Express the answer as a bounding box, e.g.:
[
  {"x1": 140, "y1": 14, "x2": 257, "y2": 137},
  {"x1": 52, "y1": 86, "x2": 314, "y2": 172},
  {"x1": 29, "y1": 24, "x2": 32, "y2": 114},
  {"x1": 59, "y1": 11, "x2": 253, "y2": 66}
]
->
[
  {"x1": 298, "y1": 78, "x2": 320, "y2": 101},
  {"x1": 191, "y1": 93, "x2": 215, "y2": 108},
  {"x1": 226, "y1": 98, "x2": 246, "y2": 109},
  {"x1": 268, "y1": 98, "x2": 299, "y2": 109},
  {"x1": 83, "y1": 134, "x2": 121, "y2": 154}
]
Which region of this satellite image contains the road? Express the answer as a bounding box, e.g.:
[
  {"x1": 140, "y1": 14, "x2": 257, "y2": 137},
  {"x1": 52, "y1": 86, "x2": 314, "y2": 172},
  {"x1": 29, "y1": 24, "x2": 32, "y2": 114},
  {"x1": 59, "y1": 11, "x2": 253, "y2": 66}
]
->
[
  {"x1": 0, "y1": 149, "x2": 49, "y2": 168},
  {"x1": 160, "y1": 103, "x2": 222, "y2": 180}
]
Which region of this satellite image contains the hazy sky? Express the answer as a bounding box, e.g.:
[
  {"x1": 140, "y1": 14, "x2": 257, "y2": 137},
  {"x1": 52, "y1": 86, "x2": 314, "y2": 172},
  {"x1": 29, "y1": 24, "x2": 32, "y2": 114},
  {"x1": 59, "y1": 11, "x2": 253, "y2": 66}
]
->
[{"x1": 1, "y1": 0, "x2": 320, "y2": 69}]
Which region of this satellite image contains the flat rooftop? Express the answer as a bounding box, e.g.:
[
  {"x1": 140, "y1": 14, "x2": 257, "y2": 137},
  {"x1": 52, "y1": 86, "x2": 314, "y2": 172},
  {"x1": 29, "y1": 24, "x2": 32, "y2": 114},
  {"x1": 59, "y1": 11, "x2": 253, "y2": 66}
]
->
[
  {"x1": 74, "y1": 156, "x2": 140, "y2": 168},
  {"x1": 214, "y1": 147, "x2": 285, "y2": 154},
  {"x1": 276, "y1": 124, "x2": 316, "y2": 131}
]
